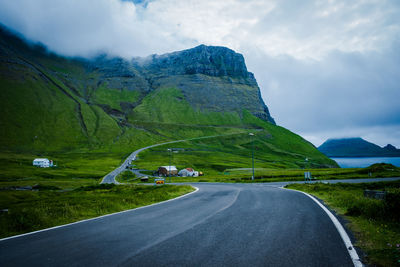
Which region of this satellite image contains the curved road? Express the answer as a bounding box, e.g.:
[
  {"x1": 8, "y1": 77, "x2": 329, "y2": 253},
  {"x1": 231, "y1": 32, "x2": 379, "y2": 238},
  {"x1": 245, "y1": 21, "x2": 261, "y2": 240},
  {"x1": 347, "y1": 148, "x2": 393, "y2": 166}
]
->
[
  {"x1": 101, "y1": 133, "x2": 247, "y2": 184},
  {"x1": 101, "y1": 140, "x2": 186, "y2": 184},
  {"x1": 0, "y1": 183, "x2": 360, "y2": 266}
]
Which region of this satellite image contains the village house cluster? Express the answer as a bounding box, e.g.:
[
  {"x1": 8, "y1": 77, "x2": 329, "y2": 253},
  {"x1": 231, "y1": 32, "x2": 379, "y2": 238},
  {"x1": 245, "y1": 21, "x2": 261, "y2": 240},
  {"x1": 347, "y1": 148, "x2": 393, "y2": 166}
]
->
[
  {"x1": 32, "y1": 158, "x2": 54, "y2": 168},
  {"x1": 157, "y1": 166, "x2": 203, "y2": 177}
]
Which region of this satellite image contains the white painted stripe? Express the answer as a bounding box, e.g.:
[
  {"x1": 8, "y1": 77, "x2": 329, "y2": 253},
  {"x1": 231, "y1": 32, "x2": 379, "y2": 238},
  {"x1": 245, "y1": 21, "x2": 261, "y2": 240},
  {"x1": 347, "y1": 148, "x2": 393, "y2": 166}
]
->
[
  {"x1": 0, "y1": 186, "x2": 199, "y2": 242},
  {"x1": 284, "y1": 188, "x2": 363, "y2": 267}
]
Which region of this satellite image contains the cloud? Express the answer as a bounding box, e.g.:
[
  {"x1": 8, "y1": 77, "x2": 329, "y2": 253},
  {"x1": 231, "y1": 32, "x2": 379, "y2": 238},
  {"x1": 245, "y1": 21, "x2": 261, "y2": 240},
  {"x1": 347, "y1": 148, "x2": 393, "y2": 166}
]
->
[
  {"x1": 0, "y1": 0, "x2": 197, "y2": 57},
  {"x1": 0, "y1": 0, "x2": 399, "y2": 147},
  {"x1": 246, "y1": 45, "x2": 400, "y2": 147},
  {"x1": 4, "y1": 0, "x2": 398, "y2": 59},
  {"x1": 249, "y1": 45, "x2": 400, "y2": 127}
]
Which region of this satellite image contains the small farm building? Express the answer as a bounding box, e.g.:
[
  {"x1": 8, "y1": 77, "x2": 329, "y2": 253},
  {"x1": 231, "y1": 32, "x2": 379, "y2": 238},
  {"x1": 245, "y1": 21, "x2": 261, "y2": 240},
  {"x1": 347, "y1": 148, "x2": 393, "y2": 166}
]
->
[
  {"x1": 158, "y1": 166, "x2": 178, "y2": 176},
  {"x1": 178, "y1": 168, "x2": 199, "y2": 177},
  {"x1": 33, "y1": 158, "x2": 53, "y2": 168}
]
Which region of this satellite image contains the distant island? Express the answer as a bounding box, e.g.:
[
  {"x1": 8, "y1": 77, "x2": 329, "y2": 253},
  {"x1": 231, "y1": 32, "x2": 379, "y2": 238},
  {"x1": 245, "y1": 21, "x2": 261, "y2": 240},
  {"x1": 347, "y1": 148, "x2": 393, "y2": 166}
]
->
[{"x1": 318, "y1": 137, "x2": 400, "y2": 157}]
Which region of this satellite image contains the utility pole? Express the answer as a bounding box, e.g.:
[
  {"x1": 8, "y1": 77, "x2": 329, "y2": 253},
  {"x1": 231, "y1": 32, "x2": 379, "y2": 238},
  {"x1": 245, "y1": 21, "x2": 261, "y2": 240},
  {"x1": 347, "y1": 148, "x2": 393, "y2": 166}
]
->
[
  {"x1": 168, "y1": 148, "x2": 172, "y2": 183},
  {"x1": 249, "y1": 133, "x2": 255, "y2": 181}
]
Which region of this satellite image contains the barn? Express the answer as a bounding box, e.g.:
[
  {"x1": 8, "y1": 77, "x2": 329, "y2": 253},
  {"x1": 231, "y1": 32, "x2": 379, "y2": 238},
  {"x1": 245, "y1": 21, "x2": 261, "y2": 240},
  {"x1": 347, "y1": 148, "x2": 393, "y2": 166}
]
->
[{"x1": 158, "y1": 166, "x2": 178, "y2": 176}]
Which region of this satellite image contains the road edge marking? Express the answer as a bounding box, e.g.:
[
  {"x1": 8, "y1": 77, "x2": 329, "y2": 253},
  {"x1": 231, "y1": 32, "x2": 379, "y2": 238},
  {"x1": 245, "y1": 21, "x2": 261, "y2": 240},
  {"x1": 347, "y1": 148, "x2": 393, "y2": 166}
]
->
[
  {"x1": 282, "y1": 187, "x2": 363, "y2": 267},
  {"x1": 0, "y1": 186, "x2": 199, "y2": 242}
]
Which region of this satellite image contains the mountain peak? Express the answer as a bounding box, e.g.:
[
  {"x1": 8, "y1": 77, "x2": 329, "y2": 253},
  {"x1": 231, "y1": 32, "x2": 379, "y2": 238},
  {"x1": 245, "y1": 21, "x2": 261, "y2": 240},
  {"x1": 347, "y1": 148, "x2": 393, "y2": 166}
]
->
[
  {"x1": 142, "y1": 44, "x2": 250, "y2": 79},
  {"x1": 383, "y1": 144, "x2": 398, "y2": 151},
  {"x1": 319, "y1": 138, "x2": 400, "y2": 157},
  {"x1": 0, "y1": 23, "x2": 275, "y2": 126},
  {"x1": 327, "y1": 137, "x2": 363, "y2": 141}
]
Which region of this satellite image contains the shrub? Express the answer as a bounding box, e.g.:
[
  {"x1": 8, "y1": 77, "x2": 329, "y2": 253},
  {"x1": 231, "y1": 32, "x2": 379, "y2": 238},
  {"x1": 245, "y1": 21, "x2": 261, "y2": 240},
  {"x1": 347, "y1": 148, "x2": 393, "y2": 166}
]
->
[
  {"x1": 359, "y1": 163, "x2": 398, "y2": 174},
  {"x1": 345, "y1": 191, "x2": 400, "y2": 222},
  {"x1": 32, "y1": 184, "x2": 61, "y2": 191}
]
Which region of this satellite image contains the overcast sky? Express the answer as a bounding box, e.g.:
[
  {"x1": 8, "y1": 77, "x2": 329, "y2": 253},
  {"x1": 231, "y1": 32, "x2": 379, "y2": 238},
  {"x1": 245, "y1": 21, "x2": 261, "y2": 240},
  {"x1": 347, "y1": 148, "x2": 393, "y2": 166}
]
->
[{"x1": 1, "y1": 0, "x2": 399, "y2": 147}]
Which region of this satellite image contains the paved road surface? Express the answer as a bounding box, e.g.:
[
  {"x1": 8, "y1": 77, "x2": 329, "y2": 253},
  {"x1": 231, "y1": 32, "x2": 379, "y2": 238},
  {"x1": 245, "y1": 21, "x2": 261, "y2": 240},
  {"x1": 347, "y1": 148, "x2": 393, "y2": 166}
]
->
[{"x1": 1, "y1": 183, "x2": 359, "y2": 266}]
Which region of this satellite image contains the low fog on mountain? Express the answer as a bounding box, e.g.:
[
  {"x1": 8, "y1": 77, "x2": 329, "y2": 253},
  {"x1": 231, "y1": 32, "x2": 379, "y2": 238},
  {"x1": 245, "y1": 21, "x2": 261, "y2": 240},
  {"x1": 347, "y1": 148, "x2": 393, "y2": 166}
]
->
[{"x1": 0, "y1": 0, "x2": 399, "y2": 147}]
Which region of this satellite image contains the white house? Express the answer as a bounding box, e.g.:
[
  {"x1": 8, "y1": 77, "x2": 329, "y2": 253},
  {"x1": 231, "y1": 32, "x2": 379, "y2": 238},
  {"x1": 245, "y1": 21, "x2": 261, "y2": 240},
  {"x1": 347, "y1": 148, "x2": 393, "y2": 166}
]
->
[
  {"x1": 33, "y1": 158, "x2": 53, "y2": 168},
  {"x1": 178, "y1": 168, "x2": 199, "y2": 177}
]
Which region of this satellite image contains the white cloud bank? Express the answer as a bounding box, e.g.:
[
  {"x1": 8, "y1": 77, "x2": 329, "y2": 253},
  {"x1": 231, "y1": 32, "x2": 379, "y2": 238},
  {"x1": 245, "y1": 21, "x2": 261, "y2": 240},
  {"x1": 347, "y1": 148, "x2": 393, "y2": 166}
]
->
[{"x1": 1, "y1": 0, "x2": 399, "y2": 147}]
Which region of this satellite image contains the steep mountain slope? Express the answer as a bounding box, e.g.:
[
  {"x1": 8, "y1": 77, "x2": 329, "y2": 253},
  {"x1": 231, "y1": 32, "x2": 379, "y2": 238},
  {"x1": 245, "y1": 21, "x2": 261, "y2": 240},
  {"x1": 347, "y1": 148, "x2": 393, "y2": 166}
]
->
[
  {"x1": 318, "y1": 138, "x2": 400, "y2": 157},
  {"x1": 134, "y1": 44, "x2": 275, "y2": 123},
  {"x1": 0, "y1": 25, "x2": 337, "y2": 169}
]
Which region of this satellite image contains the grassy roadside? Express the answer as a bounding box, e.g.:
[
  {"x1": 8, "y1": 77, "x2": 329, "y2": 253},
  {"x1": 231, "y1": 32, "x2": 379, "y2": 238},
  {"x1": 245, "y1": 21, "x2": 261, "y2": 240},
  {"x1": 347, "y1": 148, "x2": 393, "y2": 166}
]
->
[
  {"x1": 0, "y1": 184, "x2": 195, "y2": 239},
  {"x1": 135, "y1": 135, "x2": 400, "y2": 181},
  {"x1": 286, "y1": 181, "x2": 400, "y2": 266},
  {"x1": 115, "y1": 170, "x2": 137, "y2": 183},
  {"x1": 127, "y1": 164, "x2": 400, "y2": 184},
  {"x1": 0, "y1": 151, "x2": 123, "y2": 189}
]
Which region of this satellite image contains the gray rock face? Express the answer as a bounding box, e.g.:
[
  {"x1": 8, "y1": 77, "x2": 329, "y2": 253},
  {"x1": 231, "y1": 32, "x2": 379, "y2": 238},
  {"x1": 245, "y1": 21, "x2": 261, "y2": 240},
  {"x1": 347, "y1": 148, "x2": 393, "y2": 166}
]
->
[
  {"x1": 142, "y1": 45, "x2": 249, "y2": 78},
  {"x1": 84, "y1": 45, "x2": 275, "y2": 124},
  {"x1": 88, "y1": 56, "x2": 151, "y2": 92}
]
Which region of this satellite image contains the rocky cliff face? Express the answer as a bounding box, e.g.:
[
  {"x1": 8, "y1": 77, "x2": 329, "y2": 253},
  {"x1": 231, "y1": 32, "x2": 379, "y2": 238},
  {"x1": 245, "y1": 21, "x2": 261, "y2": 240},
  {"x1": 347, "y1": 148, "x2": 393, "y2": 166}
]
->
[
  {"x1": 141, "y1": 45, "x2": 249, "y2": 78},
  {"x1": 0, "y1": 24, "x2": 276, "y2": 137},
  {"x1": 0, "y1": 23, "x2": 275, "y2": 128},
  {"x1": 87, "y1": 45, "x2": 275, "y2": 124}
]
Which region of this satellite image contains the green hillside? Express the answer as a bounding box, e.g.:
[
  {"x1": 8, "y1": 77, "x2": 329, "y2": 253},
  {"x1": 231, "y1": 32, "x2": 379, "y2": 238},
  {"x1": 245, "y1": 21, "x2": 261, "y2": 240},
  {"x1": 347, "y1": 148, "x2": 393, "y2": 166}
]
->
[
  {"x1": 129, "y1": 87, "x2": 243, "y2": 125},
  {"x1": 0, "y1": 25, "x2": 338, "y2": 188}
]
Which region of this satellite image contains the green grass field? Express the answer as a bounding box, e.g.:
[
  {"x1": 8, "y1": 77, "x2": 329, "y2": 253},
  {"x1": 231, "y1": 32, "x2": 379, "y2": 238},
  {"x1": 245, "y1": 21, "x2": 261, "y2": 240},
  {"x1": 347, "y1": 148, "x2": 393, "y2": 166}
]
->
[
  {"x1": 115, "y1": 170, "x2": 137, "y2": 183},
  {"x1": 127, "y1": 166, "x2": 400, "y2": 184},
  {"x1": 286, "y1": 181, "x2": 400, "y2": 266},
  {"x1": 0, "y1": 149, "x2": 197, "y2": 239},
  {"x1": 133, "y1": 133, "x2": 400, "y2": 182},
  {"x1": 0, "y1": 184, "x2": 194, "y2": 238},
  {"x1": 0, "y1": 151, "x2": 122, "y2": 189},
  {"x1": 121, "y1": 161, "x2": 400, "y2": 185}
]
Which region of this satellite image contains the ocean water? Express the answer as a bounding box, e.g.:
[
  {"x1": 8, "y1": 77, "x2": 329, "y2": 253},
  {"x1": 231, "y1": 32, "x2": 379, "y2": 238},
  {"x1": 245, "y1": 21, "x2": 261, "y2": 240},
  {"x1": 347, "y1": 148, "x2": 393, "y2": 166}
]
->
[{"x1": 331, "y1": 157, "x2": 400, "y2": 168}]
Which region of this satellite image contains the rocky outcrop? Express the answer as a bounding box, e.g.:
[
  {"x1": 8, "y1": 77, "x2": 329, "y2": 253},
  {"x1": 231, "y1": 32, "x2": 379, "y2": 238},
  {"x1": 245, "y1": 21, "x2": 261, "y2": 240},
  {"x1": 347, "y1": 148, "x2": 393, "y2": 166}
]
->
[
  {"x1": 87, "y1": 56, "x2": 151, "y2": 93},
  {"x1": 132, "y1": 45, "x2": 275, "y2": 124},
  {"x1": 1, "y1": 22, "x2": 275, "y2": 125},
  {"x1": 141, "y1": 45, "x2": 249, "y2": 78},
  {"x1": 83, "y1": 45, "x2": 275, "y2": 124}
]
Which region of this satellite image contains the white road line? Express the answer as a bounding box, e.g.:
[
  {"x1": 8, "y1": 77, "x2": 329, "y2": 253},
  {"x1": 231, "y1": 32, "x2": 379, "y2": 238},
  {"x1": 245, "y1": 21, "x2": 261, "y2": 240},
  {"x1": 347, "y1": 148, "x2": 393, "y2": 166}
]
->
[
  {"x1": 284, "y1": 187, "x2": 363, "y2": 267},
  {"x1": 0, "y1": 186, "x2": 199, "y2": 242}
]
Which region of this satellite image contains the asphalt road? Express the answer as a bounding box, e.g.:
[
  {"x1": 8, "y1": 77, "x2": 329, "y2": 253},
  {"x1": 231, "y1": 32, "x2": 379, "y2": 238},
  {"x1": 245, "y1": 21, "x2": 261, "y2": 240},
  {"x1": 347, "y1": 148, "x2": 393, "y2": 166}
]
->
[{"x1": 0, "y1": 183, "x2": 358, "y2": 266}]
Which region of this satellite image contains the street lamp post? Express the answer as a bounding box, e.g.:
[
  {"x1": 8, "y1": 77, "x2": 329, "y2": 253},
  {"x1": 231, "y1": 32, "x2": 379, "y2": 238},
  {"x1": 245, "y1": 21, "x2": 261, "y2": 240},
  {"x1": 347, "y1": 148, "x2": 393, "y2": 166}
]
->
[
  {"x1": 168, "y1": 148, "x2": 172, "y2": 183},
  {"x1": 249, "y1": 133, "x2": 255, "y2": 181}
]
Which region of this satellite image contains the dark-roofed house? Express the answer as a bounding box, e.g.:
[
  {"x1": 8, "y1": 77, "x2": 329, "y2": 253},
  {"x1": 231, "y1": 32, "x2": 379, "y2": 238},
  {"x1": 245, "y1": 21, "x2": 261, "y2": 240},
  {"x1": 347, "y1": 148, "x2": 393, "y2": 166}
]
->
[{"x1": 158, "y1": 166, "x2": 178, "y2": 176}]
